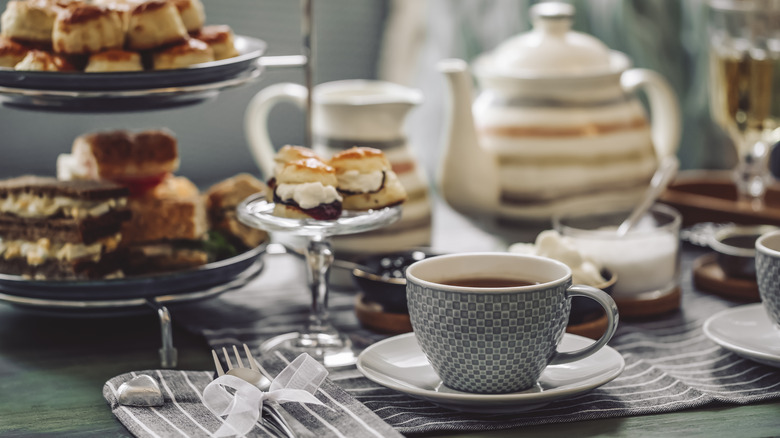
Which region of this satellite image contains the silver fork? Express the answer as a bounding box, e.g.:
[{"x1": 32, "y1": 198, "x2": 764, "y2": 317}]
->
[{"x1": 212, "y1": 344, "x2": 297, "y2": 438}]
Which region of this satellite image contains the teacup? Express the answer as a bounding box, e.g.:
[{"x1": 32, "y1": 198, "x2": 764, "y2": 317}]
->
[
  {"x1": 754, "y1": 230, "x2": 780, "y2": 326},
  {"x1": 405, "y1": 252, "x2": 619, "y2": 394}
]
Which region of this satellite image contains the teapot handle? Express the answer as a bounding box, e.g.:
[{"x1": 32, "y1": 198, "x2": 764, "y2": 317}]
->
[
  {"x1": 620, "y1": 69, "x2": 681, "y2": 160},
  {"x1": 244, "y1": 82, "x2": 308, "y2": 178}
]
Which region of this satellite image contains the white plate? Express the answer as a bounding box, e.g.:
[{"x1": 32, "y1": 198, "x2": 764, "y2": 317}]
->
[
  {"x1": 356, "y1": 332, "x2": 625, "y2": 413},
  {"x1": 703, "y1": 303, "x2": 780, "y2": 367}
]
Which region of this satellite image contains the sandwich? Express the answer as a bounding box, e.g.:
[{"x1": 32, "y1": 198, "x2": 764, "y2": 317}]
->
[
  {"x1": 120, "y1": 175, "x2": 209, "y2": 274},
  {"x1": 57, "y1": 128, "x2": 209, "y2": 275},
  {"x1": 329, "y1": 146, "x2": 407, "y2": 210},
  {"x1": 272, "y1": 158, "x2": 343, "y2": 220},
  {"x1": 0, "y1": 175, "x2": 131, "y2": 280},
  {"x1": 205, "y1": 173, "x2": 269, "y2": 251}
]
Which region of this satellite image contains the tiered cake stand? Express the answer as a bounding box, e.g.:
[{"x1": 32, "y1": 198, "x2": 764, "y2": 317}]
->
[{"x1": 0, "y1": 1, "x2": 316, "y2": 367}]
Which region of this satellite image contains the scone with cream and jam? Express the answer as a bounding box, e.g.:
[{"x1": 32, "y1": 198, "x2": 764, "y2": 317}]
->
[
  {"x1": 329, "y1": 146, "x2": 407, "y2": 210},
  {"x1": 272, "y1": 158, "x2": 342, "y2": 220},
  {"x1": 265, "y1": 145, "x2": 322, "y2": 199}
]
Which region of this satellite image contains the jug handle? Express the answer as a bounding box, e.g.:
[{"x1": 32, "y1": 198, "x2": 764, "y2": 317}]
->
[
  {"x1": 244, "y1": 82, "x2": 308, "y2": 178},
  {"x1": 620, "y1": 69, "x2": 681, "y2": 160}
]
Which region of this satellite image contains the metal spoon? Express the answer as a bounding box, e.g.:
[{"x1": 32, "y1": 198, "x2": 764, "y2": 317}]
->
[{"x1": 616, "y1": 156, "x2": 679, "y2": 237}]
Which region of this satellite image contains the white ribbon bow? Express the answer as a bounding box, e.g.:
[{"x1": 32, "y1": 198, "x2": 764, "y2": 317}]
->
[{"x1": 203, "y1": 353, "x2": 328, "y2": 437}]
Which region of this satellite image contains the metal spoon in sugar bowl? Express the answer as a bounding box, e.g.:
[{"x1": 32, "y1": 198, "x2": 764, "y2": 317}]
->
[{"x1": 616, "y1": 156, "x2": 679, "y2": 237}]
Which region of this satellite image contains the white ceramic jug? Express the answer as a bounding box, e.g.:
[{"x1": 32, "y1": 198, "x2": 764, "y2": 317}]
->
[
  {"x1": 244, "y1": 79, "x2": 432, "y2": 256},
  {"x1": 438, "y1": 2, "x2": 681, "y2": 224}
]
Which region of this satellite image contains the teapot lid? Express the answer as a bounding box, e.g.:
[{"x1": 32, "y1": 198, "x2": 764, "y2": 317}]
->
[{"x1": 478, "y1": 2, "x2": 625, "y2": 77}]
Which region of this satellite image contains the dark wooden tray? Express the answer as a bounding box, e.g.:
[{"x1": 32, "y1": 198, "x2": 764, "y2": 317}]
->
[{"x1": 659, "y1": 170, "x2": 780, "y2": 226}]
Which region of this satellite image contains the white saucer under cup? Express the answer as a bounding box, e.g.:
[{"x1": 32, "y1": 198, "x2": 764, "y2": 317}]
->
[
  {"x1": 703, "y1": 303, "x2": 780, "y2": 368},
  {"x1": 355, "y1": 332, "x2": 625, "y2": 413}
]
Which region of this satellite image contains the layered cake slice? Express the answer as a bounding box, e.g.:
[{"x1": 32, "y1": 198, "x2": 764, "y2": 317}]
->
[{"x1": 0, "y1": 175, "x2": 131, "y2": 279}]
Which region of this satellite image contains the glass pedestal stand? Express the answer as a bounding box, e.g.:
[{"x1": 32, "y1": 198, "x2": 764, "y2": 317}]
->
[{"x1": 238, "y1": 194, "x2": 402, "y2": 367}]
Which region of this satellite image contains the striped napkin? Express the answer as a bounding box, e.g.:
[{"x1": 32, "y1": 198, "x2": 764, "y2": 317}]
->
[{"x1": 106, "y1": 245, "x2": 780, "y2": 436}]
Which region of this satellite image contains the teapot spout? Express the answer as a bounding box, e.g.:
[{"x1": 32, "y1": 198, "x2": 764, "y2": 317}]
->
[{"x1": 436, "y1": 59, "x2": 500, "y2": 218}]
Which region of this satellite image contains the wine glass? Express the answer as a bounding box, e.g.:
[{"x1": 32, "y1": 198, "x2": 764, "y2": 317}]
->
[
  {"x1": 238, "y1": 193, "x2": 402, "y2": 368},
  {"x1": 708, "y1": 0, "x2": 780, "y2": 210}
]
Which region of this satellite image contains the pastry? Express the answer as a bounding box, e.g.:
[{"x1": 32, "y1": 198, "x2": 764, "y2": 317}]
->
[
  {"x1": 14, "y1": 48, "x2": 75, "y2": 70},
  {"x1": 57, "y1": 128, "x2": 179, "y2": 195},
  {"x1": 192, "y1": 24, "x2": 237, "y2": 60},
  {"x1": 0, "y1": 0, "x2": 58, "y2": 48},
  {"x1": 329, "y1": 146, "x2": 407, "y2": 210},
  {"x1": 0, "y1": 36, "x2": 30, "y2": 67},
  {"x1": 272, "y1": 158, "x2": 343, "y2": 220},
  {"x1": 171, "y1": 0, "x2": 203, "y2": 33},
  {"x1": 125, "y1": 0, "x2": 187, "y2": 51},
  {"x1": 151, "y1": 37, "x2": 212, "y2": 69},
  {"x1": 52, "y1": 3, "x2": 125, "y2": 54},
  {"x1": 84, "y1": 48, "x2": 142, "y2": 71}
]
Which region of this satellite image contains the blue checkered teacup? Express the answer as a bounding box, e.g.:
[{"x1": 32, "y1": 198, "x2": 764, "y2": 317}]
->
[
  {"x1": 406, "y1": 252, "x2": 619, "y2": 394},
  {"x1": 755, "y1": 230, "x2": 780, "y2": 327}
]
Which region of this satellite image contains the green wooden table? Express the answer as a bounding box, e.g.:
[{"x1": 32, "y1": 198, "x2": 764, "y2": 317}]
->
[{"x1": 1, "y1": 299, "x2": 779, "y2": 438}]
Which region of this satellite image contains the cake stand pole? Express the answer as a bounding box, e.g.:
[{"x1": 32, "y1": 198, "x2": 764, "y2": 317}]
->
[
  {"x1": 305, "y1": 236, "x2": 335, "y2": 336},
  {"x1": 301, "y1": 0, "x2": 314, "y2": 148},
  {"x1": 146, "y1": 299, "x2": 177, "y2": 368}
]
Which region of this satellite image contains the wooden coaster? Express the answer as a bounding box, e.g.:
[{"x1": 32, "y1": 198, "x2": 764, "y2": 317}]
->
[
  {"x1": 566, "y1": 312, "x2": 608, "y2": 340},
  {"x1": 613, "y1": 286, "x2": 681, "y2": 319},
  {"x1": 693, "y1": 252, "x2": 760, "y2": 302},
  {"x1": 355, "y1": 293, "x2": 413, "y2": 335}
]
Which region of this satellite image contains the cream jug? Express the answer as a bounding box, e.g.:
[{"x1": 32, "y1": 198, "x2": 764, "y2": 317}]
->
[
  {"x1": 438, "y1": 2, "x2": 681, "y2": 224},
  {"x1": 244, "y1": 79, "x2": 432, "y2": 256}
]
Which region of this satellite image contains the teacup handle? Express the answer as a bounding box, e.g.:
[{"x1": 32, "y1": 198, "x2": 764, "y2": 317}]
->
[
  {"x1": 549, "y1": 285, "x2": 619, "y2": 365},
  {"x1": 244, "y1": 82, "x2": 308, "y2": 179}
]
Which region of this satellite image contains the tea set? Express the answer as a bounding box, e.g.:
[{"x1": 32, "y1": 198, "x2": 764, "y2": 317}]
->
[{"x1": 242, "y1": 1, "x2": 780, "y2": 411}]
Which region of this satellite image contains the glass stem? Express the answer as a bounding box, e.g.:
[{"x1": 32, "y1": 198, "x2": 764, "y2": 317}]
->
[
  {"x1": 735, "y1": 140, "x2": 771, "y2": 211},
  {"x1": 304, "y1": 236, "x2": 336, "y2": 335}
]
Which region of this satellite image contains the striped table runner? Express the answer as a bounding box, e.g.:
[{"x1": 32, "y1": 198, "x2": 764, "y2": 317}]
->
[{"x1": 107, "y1": 245, "x2": 780, "y2": 436}]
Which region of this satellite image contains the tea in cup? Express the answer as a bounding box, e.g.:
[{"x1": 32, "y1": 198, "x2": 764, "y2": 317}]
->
[
  {"x1": 754, "y1": 230, "x2": 780, "y2": 326},
  {"x1": 405, "y1": 252, "x2": 619, "y2": 394}
]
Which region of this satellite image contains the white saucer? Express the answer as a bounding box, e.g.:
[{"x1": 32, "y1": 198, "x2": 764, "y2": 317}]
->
[
  {"x1": 356, "y1": 332, "x2": 625, "y2": 413},
  {"x1": 703, "y1": 303, "x2": 780, "y2": 368}
]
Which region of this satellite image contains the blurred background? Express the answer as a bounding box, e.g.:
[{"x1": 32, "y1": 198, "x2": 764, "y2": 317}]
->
[{"x1": 0, "y1": 0, "x2": 731, "y2": 187}]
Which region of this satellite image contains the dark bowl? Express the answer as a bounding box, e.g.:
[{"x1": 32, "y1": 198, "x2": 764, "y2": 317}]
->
[
  {"x1": 353, "y1": 249, "x2": 617, "y2": 323},
  {"x1": 568, "y1": 269, "x2": 618, "y2": 326},
  {"x1": 351, "y1": 249, "x2": 440, "y2": 314},
  {"x1": 709, "y1": 224, "x2": 778, "y2": 279}
]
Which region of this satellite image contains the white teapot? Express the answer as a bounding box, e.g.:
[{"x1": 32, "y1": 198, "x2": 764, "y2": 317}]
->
[{"x1": 437, "y1": 2, "x2": 681, "y2": 223}]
